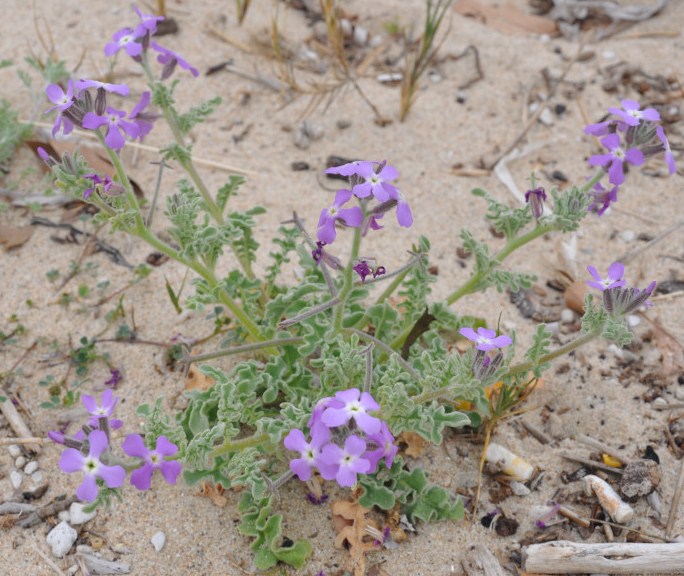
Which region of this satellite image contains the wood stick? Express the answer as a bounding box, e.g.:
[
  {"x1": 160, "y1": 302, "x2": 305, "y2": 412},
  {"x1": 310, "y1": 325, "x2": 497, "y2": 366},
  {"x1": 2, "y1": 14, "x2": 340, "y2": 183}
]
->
[
  {"x1": 523, "y1": 541, "x2": 684, "y2": 574},
  {"x1": 576, "y1": 434, "x2": 630, "y2": 465},
  {"x1": 666, "y1": 456, "x2": 684, "y2": 537},
  {"x1": 0, "y1": 399, "x2": 41, "y2": 454},
  {"x1": 0, "y1": 437, "x2": 48, "y2": 446},
  {"x1": 462, "y1": 544, "x2": 509, "y2": 576},
  {"x1": 561, "y1": 453, "x2": 624, "y2": 475}
]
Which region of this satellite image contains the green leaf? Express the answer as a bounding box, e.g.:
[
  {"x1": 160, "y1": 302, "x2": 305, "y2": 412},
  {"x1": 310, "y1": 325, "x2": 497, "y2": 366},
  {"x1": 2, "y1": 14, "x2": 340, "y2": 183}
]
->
[
  {"x1": 164, "y1": 276, "x2": 183, "y2": 314},
  {"x1": 177, "y1": 96, "x2": 222, "y2": 135}
]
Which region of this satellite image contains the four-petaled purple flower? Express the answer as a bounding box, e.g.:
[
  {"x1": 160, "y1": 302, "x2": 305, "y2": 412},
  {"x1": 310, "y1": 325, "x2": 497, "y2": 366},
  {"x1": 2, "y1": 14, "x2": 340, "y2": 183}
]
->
[
  {"x1": 325, "y1": 160, "x2": 373, "y2": 178},
  {"x1": 59, "y1": 430, "x2": 126, "y2": 501},
  {"x1": 459, "y1": 327, "x2": 512, "y2": 352},
  {"x1": 83, "y1": 173, "x2": 113, "y2": 200},
  {"x1": 122, "y1": 434, "x2": 182, "y2": 491},
  {"x1": 589, "y1": 133, "x2": 644, "y2": 186},
  {"x1": 588, "y1": 182, "x2": 618, "y2": 216},
  {"x1": 45, "y1": 81, "x2": 75, "y2": 137},
  {"x1": 284, "y1": 423, "x2": 336, "y2": 481},
  {"x1": 320, "y1": 434, "x2": 371, "y2": 487},
  {"x1": 321, "y1": 388, "x2": 381, "y2": 435},
  {"x1": 133, "y1": 5, "x2": 164, "y2": 37},
  {"x1": 317, "y1": 189, "x2": 363, "y2": 244},
  {"x1": 608, "y1": 99, "x2": 660, "y2": 127},
  {"x1": 150, "y1": 42, "x2": 199, "y2": 79},
  {"x1": 105, "y1": 27, "x2": 143, "y2": 58},
  {"x1": 82, "y1": 389, "x2": 118, "y2": 419},
  {"x1": 586, "y1": 261, "x2": 626, "y2": 291},
  {"x1": 83, "y1": 107, "x2": 139, "y2": 150},
  {"x1": 353, "y1": 162, "x2": 399, "y2": 203},
  {"x1": 364, "y1": 422, "x2": 399, "y2": 473}
]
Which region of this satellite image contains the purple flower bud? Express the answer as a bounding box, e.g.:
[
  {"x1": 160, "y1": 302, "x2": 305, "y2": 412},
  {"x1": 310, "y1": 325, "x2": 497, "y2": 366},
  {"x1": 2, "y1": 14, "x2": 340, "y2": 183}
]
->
[
  {"x1": 353, "y1": 260, "x2": 373, "y2": 283},
  {"x1": 603, "y1": 281, "x2": 656, "y2": 317},
  {"x1": 524, "y1": 187, "x2": 547, "y2": 221}
]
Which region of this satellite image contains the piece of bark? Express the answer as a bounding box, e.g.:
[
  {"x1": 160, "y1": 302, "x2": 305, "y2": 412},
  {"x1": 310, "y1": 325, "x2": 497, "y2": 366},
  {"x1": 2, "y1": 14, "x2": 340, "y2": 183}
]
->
[
  {"x1": 523, "y1": 541, "x2": 684, "y2": 574},
  {"x1": 462, "y1": 544, "x2": 511, "y2": 576}
]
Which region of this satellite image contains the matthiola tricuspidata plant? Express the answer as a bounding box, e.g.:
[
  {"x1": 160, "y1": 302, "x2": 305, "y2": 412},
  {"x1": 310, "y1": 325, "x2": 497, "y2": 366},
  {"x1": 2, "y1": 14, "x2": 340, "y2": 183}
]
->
[{"x1": 38, "y1": 5, "x2": 678, "y2": 572}]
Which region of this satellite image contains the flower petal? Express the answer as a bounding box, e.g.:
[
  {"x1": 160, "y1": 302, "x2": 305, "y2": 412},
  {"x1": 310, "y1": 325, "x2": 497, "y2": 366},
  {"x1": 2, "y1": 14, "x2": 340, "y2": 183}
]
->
[
  {"x1": 155, "y1": 436, "x2": 179, "y2": 457},
  {"x1": 160, "y1": 460, "x2": 182, "y2": 484},
  {"x1": 98, "y1": 464, "x2": 126, "y2": 488},
  {"x1": 130, "y1": 463, "x2": 154, "y2": 491},
  {"x1": 122, "y1": 434, "x2": 149, "y2": 458},
  {"x1": 88, "y1": 430, "x2": 109, "y2": 459},
  {"x1": 77, "y1": 474, "x2": 99, "y2": 502},
  {"x1": 60, "y1": 448, "x2": 85, "y2": 473}
]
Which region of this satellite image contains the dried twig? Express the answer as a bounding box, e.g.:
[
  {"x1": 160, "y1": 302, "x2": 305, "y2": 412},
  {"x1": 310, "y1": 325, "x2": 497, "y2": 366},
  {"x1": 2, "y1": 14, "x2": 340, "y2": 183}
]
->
[
  {"x1": 577, "y1": 433, "x2": 630, "y2": 465},
  {"x1": 0, "y1": 396, "x2": 41, "y2": 454},
  {"x1": 31, "y1": 544, "x2": 66, "y2": 576},
  {"x1": 666, "y1": 456, "x2": 684, "y2": 537},
  {"x1": 561, "y1": 452, "x2": 624, "y2": 475}
]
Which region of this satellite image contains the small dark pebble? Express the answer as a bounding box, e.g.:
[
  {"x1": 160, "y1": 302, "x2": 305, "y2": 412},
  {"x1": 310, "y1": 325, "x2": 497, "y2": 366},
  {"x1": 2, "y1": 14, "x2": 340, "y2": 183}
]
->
[
  {"x1": 644, "y1": 445, "x2": 660, "y2": 464},
  {"x1": 456, "y1": 246, "x2": 471, "y2": 259},
  {"x1": 146, "y1": 252, "x2": 170, "y2": 267},
  {"x1": 551, "y1": 170, "x2": 568, "y2": 182},
  {"x1": 495, "y1": 516, "x2": 519, "y2": 537},
  {"x1": 156, "y1": 18, "x2": 179, "y2": 37},
  {"x1": 637, "y1": 232, "x2": 654, "y2": 242},
  {"x1": 291, "y1": 161, "x2": 310, "y2": 171},
  {"x1": 336, "y1": 119, "x2": 351, "y2": 130},
  {"x1": 428, "y1": 265, "x2": 439, "y2": 276},
  {"x1": 554, "y1": 103, "x2": 567, "y2": 115}
]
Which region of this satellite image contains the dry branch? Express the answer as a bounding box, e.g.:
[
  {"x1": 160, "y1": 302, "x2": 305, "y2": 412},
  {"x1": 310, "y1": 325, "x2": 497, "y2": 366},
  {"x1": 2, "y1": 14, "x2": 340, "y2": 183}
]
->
[{"x1": 523, "y1": 540, "x2": 684, "y2": 574}]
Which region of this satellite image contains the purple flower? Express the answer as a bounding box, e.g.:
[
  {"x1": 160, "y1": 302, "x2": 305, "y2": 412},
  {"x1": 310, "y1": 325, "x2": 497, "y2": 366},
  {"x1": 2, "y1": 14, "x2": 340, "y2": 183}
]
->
[
  {"x1": 608, "y1": 99, "x2": 660, "y2": 127},
  {"x1": 83, "y1": 173, "x2": 113, "y2": 200},
  {"x1": 311, "y1": 241, "x2": 343, "y2": 270},
  {"x1": 353, "y1": 260, "x2": 373, "y2": 283},
  {"x1": 129, "y1": 91, "x2": 155, "y2": 140},
  {"x1": 603, "y1": 281, "x2": 656, "y2": 316},
  {"x1": 75, "y1": 79, "x2": 130, "y2": 96},
  {"x1": 321, "y1": 388, "x2": 381, "y2": 435},
  {"x1": 584, "y1": 121, "x2": 613, "y2": 137},
  {"x1": 104, "y1": 27, "x2": 143, "y2": 58},
  {"x1": 45, "y1": 81, "x2": 75, "y2": 137},
  {"x1": 588, "y1": 182, "x2": 618, "y2": 216},
  {"x1": 588, "y1": 133, "x2": 644, "y2": 185},
  {"x1": 353, "y1": 162, "x2": 399, "y2": 203},
  {"x1": 387, "y1": 188, "x2": 413, "y2": 227},
  {"x1": 284, "y1": 423, "x2": 336, "y2": 481},
  {"x1": 525, "y1": 187, "x2": 547, "y2": 221},
  {"x1": 320, "y1": 434, "x2": 371, "y2": 487},
  {"x1": 307, "y1": 396, "x2": 335, "y2": 429},
  {"x1": 133, "y1": 5, "x2": 164, "y2": 37},
  {"x1": 586, "y1": 262, "x2": 626, "y2": 291},
  {"x1": 59, "y1": 430, "x2": 126, "y2": 501},
  {"x1": 81, "y1": 389, "x2": 118, "y2": 419},
  {"x1": 82, "y1": 107, "x2": 139, "y2": 150},
  {"x1": 325, "y1": 160, "x2": 374, "y2": 178},
  {"x1": 150, "y1": 42, "x2": 199, "y2": 79},
  {"x1": 122, "y1": 434, "x2": 182, "y2": 490},
  {"x1": 459, "y1": 327, "x2": 512, "y2": 352},
  {"x1": 363, "y1": 422, "x2": 398, "y2": 473},
  {"x1": 317, "y1": 189, "x2": 363, "y2": 244},
  {"x1": 656, "y1": 126, "x2": 676, "y2": 175},
  {"x1": 104, "y1": 369, "x2": 123, "y2": 389}
]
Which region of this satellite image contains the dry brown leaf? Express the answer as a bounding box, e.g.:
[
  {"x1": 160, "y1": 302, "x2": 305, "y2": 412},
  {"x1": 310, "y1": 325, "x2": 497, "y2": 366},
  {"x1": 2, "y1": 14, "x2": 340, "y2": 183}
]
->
[
  {"x1": 331, "y1": 499, "x2": 378, "y2": 576},
  {"x1": 0, "y1": 225, "x2": 34, "y2": 250},
  {"x1": 185, "y1": 365, "x2": 215, "y2": 391},
  {"x1": 398, "y1": 431, "x2": 429, "y2": 457},
  {"x1": 564, "y1": 280, "x2": 589, "y2": 314},
  {"x1": 197, "y1": 482, "x2": 228, "y2": 507},
  {"x1": 454, "y1": 0, "x2": 558, "y2": 35}
]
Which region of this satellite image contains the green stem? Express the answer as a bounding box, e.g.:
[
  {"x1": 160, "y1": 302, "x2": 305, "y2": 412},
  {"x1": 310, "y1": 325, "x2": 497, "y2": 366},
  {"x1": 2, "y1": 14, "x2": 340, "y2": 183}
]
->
[
  {"x1": 210, "y1": 433, "x2": 271, "y2": 458},
  {"x1": 504, "y1": 329, "x2": 600, "y2": 378},
  {"x1": 580, "y1": 169, "x2": 606, "y2": 195},
  {"x1": 334, "y1": 222, "x2": 363, "y2": 331},
  {"x1": 187, "y1": 336, "x2": 303, "y2": 364},
  {"x1": 445, "y1": 222, "x2": 556, "y2": 307},
  {"x1": 348, "y1": 328, "x2": 422, "y2": 382}
]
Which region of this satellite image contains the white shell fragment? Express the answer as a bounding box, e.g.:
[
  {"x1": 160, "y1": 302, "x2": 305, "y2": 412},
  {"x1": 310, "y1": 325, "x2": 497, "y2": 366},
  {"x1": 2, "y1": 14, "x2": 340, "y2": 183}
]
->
[
  {"x1": 46, "y1": 521, "x2": 78, "y2": 558},
  {"x1": 583, "y1": 474, "x2": 634, "y2": 523},
  {"x1": 151, "y1": 531, "x2": 166, "y2": 552},
  {"x1": 485, "y1": 443, "x2": 535, "y2": 482},
  {"x1": 69, "y1": 502, "x2": 97, "y2": 525}
]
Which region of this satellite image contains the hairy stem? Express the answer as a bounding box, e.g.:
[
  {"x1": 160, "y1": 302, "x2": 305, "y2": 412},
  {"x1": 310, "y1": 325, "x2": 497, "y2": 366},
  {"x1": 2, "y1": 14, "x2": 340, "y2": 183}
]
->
[
  {"x1": 210, "y1": 433, "x2": 271, "y2": 458},
  {"x1": 334, "y1": 223, "x2": 363, "y2": 331}
]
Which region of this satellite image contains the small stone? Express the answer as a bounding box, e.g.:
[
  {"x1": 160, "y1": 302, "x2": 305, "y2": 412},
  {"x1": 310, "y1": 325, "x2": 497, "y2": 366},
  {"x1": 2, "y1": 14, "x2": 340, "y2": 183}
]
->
[
  {"x1": 620, "y1": 459, "x2": 661, "y2": 500},
  {"x1": 70, "y1": 502, "x2": 97, "y2": 525},
  {"x1": 8, "y1": 445, "x2": 21, "y2": 458},
  {"x1": 31, "y1": 471, "x2": 44, "y2": 483},
  {"x1": 642, "y1": 347, "x2": 662, "y2": 366},
  {"x1": 626, "y1": 315, "x2": 641, "y2": 328},
  {"x1": 58, "y1": 510, "x2": 71, "y2": 522},
  {"x1": 353, "y1": 25, "x2": 368, "y2": 46},
  {"x1": 560, "y1": 309, "x2": 575, "y2": 324},
  {"x1": 510, "y1": 481, "x2": 531, "y2": 496},
  {"x1": 653, "y1": 397, "x2": 668, "y2": 408},
  {"x1": 46, "y1": 521, "x2": 77, "y2": 558},
  {"x1": 602, "y1": 50, "x2": 616, "y2": 60},
  {"x1": 369, "y1": 35, "x2": 383, "y2": 48},
  {"x1": 377, "y1": 72, "x2": 403, "y2": 83},
  {"x1": 336, "y1": 119, "x2": 351, "y2": 130},
  {"x1": 620, "y1": 230, "x2": 636, "y2": 243},
  {"x1": 10, "y1": 470, "x2": 23, "y2": 490},
  {"x1": 675, "y1": 387, "x2": 684, "y2": 401},
  {"x1": 15, "y1": 456, "x2": 26, "y2": 469},
  {"x1": 23, "y1": 461, "x2": 38, "y2": 475},
  {"x1": 66, "y1": 565, "x2": 79, "y2": 576},
  {"x1": 455, "y1": 90, "x2": 467, "y2": 104},
  {"x1": 151, "y1": 531, "x2": 166, "y2": 552},
  {"x1": 539, "y1": 107, "x2": 554, "y2": 126}
]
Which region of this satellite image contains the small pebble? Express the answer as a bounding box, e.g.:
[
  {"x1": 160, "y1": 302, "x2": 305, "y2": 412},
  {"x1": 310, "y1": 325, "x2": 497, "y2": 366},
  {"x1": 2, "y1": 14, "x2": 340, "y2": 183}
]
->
[
  {"x1": 8, "y1": 445, "x2": 21, "y2": 458},
  {"x1": 510, "y1": 481, "x2": 531, "y2": 496},
  {"x1": 46, "y1": 521, "x2": 78, "y2": 558},
  {"x1": 336, "y1": 119, "x2": 351, "y2": 130},
  {"x1": 602, "y1": 50, "x2": 616, "y2": 60},
  {"x1": 10, "y1": 470, "x2": 23, "y2": 490},
  {"x1": 66, "y1": 565, "x2": 79, "y2": 576},
  {"x1": 15, "y1": 456, "x2": 26, "y2": 469},
  {"x1": 23, "y1": 461, "x2": 38, "y2": 475},
  {"x1": 653, "y1": 397, "x2": 668, "y2": 408},
  {"x1": 31, "y1": 471, "x2": 44, "y2": 483},
  {"x1": 58, "y1": 511, "x2": 71, "y2": 522},
  {"x1": 377, "y1": 72, "x2": 403, "y2": 83},
  {"x1": 560, "y1": 308, "x2": 575, "y2": 324},
  {"x1": 675, "y1": 387, "x2": 684, "y2": 401},
  {"x1": 353, "y1": 25, "x2": 368, "y2": 46},
  {"x1": 70, "y1": 502, "x2": 97, "y2": 525},
  {"x1": 620, "y1": 230, "x2": 636, "y2": 243},
  {"x1": 455, "y1": 90, "x2": 467, "y2": 104},
  {"x1": 369, "y1": 35, "x2": 383, "y2": 48},
  {"x1": 428, "y1": 70, "x2": 443, "y2": 83},
  {"x1": 539, "y1": 107, "x2": 554, "y2": 126},
  {"x1": 626, "y1": 315, "x2": 641, "y2": 328},
  {"x1": 545, "y1": 321, "x2": 560, "y2": 336},
  {"x1": 151, "y1": 531, "x2": 166, "y2": 552}
]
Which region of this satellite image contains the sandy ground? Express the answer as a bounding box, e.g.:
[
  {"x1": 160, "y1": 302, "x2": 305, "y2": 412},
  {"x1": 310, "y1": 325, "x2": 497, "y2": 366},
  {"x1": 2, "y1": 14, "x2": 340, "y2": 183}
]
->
[{"x1": 1, "y1": 0, "x2": 683, "y2": 574}]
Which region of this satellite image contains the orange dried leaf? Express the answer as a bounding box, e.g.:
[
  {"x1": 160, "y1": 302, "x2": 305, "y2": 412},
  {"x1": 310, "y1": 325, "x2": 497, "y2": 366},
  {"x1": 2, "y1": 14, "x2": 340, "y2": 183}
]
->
[
  {"x1": 0, "y1": 225, "x2": 34, "y2": 250},
  {"x1": 197, "y1": 482, "x2": 228, "y2": 507},
  {"x1": 399, "y1": 431, "x2": 428, "y2": 457}
]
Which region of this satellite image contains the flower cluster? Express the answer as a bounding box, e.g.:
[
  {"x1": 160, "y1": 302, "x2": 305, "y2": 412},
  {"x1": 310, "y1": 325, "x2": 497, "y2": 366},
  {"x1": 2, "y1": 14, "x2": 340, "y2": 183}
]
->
[
  {"x1": 585, "y1": 99, "x2": 676, "y2": 215},
  {"x1": 49, "y1": 388, "x2": 181, "y2": 502},
  {"x1": 284, "y1": 389, "x2": 397, "y2": 488},
  {"x1": 585, "y1": 261, "x2": 656, "y2": 317},
  {"x1": 319, "y1": 160, "x2": 413, "y2": 246},
  {"x1": 43, "y1": 5, "x2": 198, "y2": 156}
]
